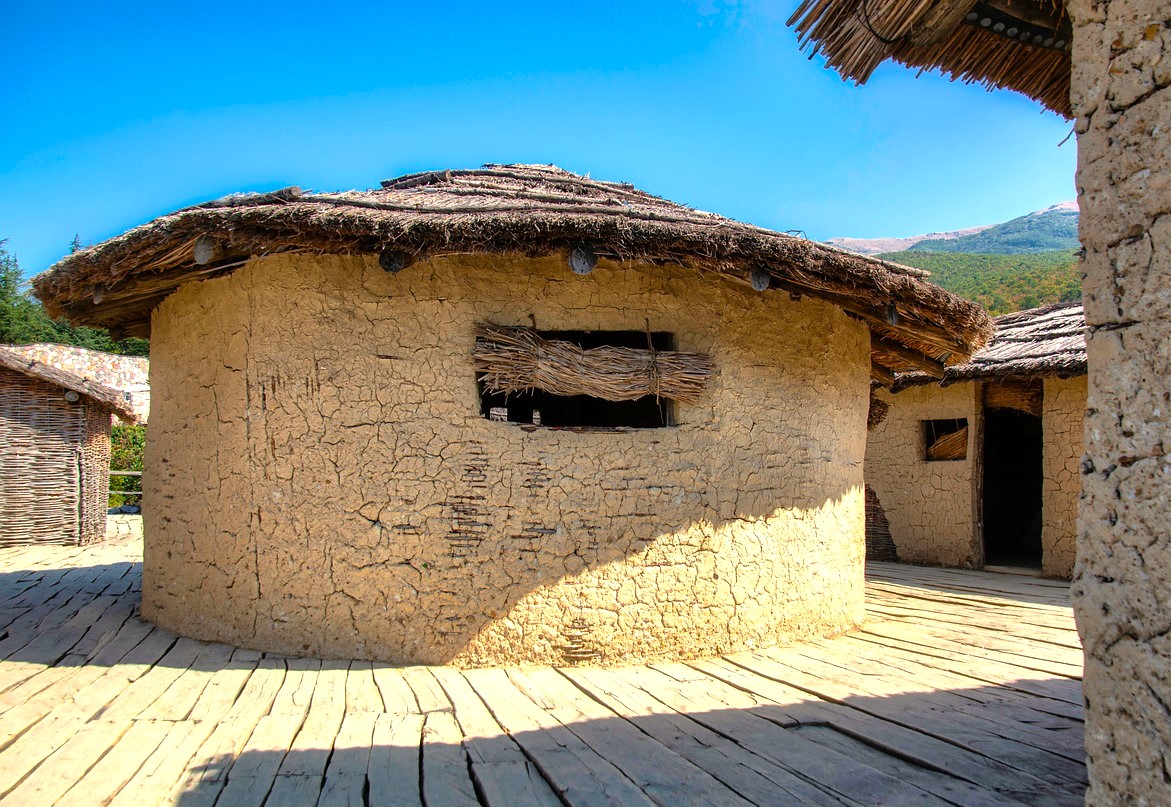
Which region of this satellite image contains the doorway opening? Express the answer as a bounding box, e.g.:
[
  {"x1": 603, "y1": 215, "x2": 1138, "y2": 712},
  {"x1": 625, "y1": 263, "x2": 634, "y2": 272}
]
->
[{"x1": 983, "y1": 408, "x2": 1043, "y2": 568}]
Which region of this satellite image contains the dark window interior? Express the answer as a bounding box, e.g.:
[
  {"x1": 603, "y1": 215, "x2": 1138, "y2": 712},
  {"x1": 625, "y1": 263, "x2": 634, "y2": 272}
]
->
[
  {"x1": 478, "y1": 330, "x2": 675, "y2": 429},
  {"x1": 984, "y1": 409, "x2": 1043, "y2": 568},
  {"x1": 923, "y1": 418, "x2": 968, "y2": 461}
]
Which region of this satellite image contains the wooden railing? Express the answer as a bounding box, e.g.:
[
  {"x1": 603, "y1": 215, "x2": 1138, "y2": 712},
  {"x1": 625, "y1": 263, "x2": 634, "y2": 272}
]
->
[{"x1": 109, "y1": 470, "x2": 143, "y2": 508}]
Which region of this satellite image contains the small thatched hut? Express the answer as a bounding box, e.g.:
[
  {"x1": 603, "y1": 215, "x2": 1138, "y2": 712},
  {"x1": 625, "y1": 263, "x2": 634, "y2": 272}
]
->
[
  {"x1": 867, "y1": 302, "x2": 1085, "y2": 577},
  {"x1": 0, "y1": 345, "x2": 142, "y2": 547},
  {"x1": 33, "y1": 164, "x2": 990, "y2": 666}
]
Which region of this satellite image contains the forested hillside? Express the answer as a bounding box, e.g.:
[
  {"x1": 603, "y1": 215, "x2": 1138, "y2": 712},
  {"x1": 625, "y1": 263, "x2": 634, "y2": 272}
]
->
[
  {"x1": 909, "y1": 203, "x2": 1079, "y2": 254},
  {"x1": 1, "y1": 243, "x2": 148, "y2": 355},
  {"x1": 880, "y1": 249, "x2": 1080, "y2": 315}
]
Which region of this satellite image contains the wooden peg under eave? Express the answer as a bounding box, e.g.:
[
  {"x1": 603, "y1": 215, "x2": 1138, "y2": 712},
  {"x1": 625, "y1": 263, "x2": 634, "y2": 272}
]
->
[
  {"x1": 379, "y1": 249, "x2": 407, "y2": 273},
  {"x1": 750, "y1": 267, "x2": 771, "y2": 291},
  {"x1": 568, "y1": 246, "x2": 598, "y2": 275},
  {"x1": 193, "y1": 235, "x2": 221, "y2": 266}
]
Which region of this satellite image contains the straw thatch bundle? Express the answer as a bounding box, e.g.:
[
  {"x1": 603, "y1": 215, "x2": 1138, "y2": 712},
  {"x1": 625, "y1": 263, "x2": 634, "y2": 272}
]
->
[
  {"x1": 867, "y1": 390, "x2": 891, "y2": 431},
  {"x1": 926, "y1": 425, "x2": 969, "y2": 460},
  {"x1": 32, "y1": 165, "x2": 992, "y2": 386},
  {"x1": 789, "y1": 0, "x2": 1071, "y2": 117},
  {"x1": 894, "y1": 301, "x2": 1084, "y2": 391},
  {"x1": 983, "y1": 379, "x2": 1043, "y2": 415},
  {"x1": 473, "y1": 325, "x2": 712, "y2": 404}
]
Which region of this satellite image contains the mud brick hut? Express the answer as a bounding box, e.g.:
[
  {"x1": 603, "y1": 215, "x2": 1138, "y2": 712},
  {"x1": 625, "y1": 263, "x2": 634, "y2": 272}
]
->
[
  {"x1": 34, "y1": 165, "x2": 990, "y2": 666},
  {"x1": 866, "y1": 302, "x2": 1086, "y2": 577},
  {"x1": 789, "y1": 0, "x2": 1170, "y2": 800},
  {"x1": 0, "y1": 345, "x2": 142, "y2": 547}
]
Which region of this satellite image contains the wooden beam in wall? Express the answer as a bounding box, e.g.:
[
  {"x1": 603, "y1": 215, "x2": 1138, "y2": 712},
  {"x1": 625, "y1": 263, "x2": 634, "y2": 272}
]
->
[
  {"x1": 62, "y1": 257, "x2": 251, "y2": 329},
  {"x1": 193, "y1": 235, "x2": 223, "y2": 265},
  {"x1": 984, "y1": 0, "x2": 1071, "y2": 33},
  {"x1": 871, "y1": 362, "x2": 898, "y2": 386},
  {"x1": 908, "y1": 0, "x2": 981, "y2": 45},
  {"x1": 766, "y1": 275, "x2": 970, "y2": 358}
]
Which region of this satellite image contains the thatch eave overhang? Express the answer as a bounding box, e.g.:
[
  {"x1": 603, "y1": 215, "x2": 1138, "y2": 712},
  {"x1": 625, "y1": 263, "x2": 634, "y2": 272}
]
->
[
  {"x1": 890, "y1": 301, "x2": 1085, "y2": 392},
  {"x1": 788, "y1": 0, "x2": 1072, "y2": 117},
  {"x1": 32, "y1": 165, "x2": 993, "y2": 381}
]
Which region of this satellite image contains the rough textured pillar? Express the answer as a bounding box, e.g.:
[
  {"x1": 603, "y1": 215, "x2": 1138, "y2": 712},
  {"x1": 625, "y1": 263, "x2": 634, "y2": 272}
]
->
[{"x1": 1069, "y1": 1, "x2": 1171, "y2": 803}]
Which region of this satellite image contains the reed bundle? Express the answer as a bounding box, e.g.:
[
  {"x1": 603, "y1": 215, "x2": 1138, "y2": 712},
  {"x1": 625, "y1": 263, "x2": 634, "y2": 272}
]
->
[
  {"x1": 926, "y1": 426, "x2": 968, "y2": 461},
  {"x1": 867, "y1": 394, "x2": 891, "y2": 431},
  {"x1": 984, "y1": 381, "x2": 1043, "y2": 416},
  {"x1": 472, "y1": 324, "x2": 712, "y2": 404}
]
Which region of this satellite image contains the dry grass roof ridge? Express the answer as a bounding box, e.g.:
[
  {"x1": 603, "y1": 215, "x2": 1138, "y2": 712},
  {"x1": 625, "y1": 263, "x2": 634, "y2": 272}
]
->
[
  {"x1": 892, "y1": 300, "x2": 1085, "y2": 390},
  {"x1": 32, "y1": 164, "x2": 993, "y2": 379},
  {"x1": 0, "y1": 345, "x2": 140, "y2": 423}
]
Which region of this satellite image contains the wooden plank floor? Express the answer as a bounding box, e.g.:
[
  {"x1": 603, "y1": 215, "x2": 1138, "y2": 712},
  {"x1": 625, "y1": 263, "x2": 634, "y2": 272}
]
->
[{"x1": 0, "y1": 524, "x2": 1086, "y2": 806}]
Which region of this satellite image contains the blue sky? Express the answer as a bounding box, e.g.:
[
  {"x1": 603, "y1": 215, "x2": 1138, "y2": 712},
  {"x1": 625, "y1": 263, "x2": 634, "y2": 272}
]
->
[{"x1": 1, "y1": 1, "x2": 1076, "y2": 278}]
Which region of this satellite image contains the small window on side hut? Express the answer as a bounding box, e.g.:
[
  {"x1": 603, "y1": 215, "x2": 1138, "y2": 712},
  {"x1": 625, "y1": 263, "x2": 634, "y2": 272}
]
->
[
  {"x1": 473, "y1": 326, "x2": 712, "y2": 430},
  {"x1": 923, "y1": 418, "x2": 968, "y2": 461}
]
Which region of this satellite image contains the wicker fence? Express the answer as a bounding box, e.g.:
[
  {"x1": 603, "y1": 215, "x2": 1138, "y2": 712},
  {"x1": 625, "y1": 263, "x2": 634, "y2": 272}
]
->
[{"x1": 0, "y1": 371, "x2": 110, "y2": 547}]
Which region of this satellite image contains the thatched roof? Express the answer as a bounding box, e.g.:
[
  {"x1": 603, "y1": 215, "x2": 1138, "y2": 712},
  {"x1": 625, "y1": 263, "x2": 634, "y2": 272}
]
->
[
  {"x1": 788, "y1": 0, "x2": 1071, "y2": 117},
  {"x1": 0, "y1": 345, "x2": 141, "y2": 423},
  {"x1": 3, "y1": 344, "x2": 150, "y2": 422},
  {"x1": 33, "y1": 164, "x2": 992, "y2": 381},
  {"x1": 893, "y1": 301, "x2": 1084, "y2": 390}
]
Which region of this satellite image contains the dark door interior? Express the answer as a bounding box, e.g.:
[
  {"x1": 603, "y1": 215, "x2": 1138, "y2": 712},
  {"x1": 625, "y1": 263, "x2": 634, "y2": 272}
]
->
[{"x1": 983, "y1": 409, "x2": 1044, "y2": 568}]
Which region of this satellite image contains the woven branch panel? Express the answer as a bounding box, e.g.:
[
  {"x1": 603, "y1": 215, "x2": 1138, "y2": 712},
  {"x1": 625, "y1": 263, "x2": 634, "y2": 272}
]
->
[
  {"x1": 79, "y1": 403, "x2": 112, "y2": 544},
  {"x1": 0, "y1": 371, "x2": 110, "y2": 546},
  {"x1": 865, "y1": 485, "x2": 899, "y2": 563},
  {"x1": 472, "y1": 324, "x2": 712, "y2": 404}
]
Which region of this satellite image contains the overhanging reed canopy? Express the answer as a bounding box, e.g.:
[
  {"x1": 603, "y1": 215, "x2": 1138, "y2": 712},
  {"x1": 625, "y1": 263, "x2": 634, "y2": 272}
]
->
[
  {"x1": 789, "y1": 0, "x2": 1072, "y2": 117},
  {"x1": 33, "y1": 164, "x2": 992, "y2": 383},
  {"x1": 894, "y1": 301, "x2": 1085, "y2": 390}
]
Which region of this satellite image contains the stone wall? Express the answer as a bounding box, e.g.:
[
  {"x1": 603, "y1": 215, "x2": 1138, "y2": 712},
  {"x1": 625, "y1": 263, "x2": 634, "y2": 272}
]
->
[
  {"x1": 865, "y1": 384, "x2": 980, "y2": 567},
  {"x1": 1041, "y1": 376, "x2": 1086, "y2": 579},
  {"x1": 1070, "y1": 0, "x2": 1171, "y2": 803},
  {"x1": 141, "y1": 253, "x2": 870, "y2": 667}
]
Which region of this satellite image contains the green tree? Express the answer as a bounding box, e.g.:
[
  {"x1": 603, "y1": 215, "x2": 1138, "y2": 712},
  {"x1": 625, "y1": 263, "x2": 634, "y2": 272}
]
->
[{"x1": 0, "y1": 241, "x2": 149, "y2": 356}]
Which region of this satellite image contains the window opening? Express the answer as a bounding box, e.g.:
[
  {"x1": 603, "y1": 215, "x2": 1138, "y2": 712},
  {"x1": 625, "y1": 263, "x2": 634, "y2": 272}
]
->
[
  {"x1": 923, "y1": 418, "x2": 968, "y2": 461},
  {"x1": 477, "y1": 330, "x2": 678, "y2": 429}
]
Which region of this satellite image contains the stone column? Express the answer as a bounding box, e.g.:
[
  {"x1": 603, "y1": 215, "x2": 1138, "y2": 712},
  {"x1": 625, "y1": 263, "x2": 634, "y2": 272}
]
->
[{"x1": 1069, "y1": 1, "x2": 1171, "y2": 803}]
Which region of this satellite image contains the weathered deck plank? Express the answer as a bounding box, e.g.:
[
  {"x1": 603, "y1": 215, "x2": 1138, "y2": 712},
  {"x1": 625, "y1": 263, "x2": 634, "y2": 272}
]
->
[{"x1": 0, "y1": 534, "x2": 1086, "y2": 806}]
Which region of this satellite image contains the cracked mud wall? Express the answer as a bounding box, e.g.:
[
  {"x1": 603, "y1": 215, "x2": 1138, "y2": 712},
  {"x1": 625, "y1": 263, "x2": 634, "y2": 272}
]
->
[
  {"x1": 1041, "y1": 376, "x2": 1086, "y2": 579},
  {"x1": 141, "y1": 253, "x2": 869, "y2": 666},
  {"x1": 869, "y1": 379, "x2": 1086, "y2": 577},
  {"x1": 864, "y1": 384, "x2": 980, "y2": 567},
  {"x1": 1069, "y1": 0, "x2": 1171, "y2": 803}
]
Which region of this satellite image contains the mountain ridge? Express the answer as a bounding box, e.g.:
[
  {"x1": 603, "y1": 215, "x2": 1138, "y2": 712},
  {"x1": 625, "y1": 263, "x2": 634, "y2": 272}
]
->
[{"x1": 826, "y1": 201, "x2": 1078, "y2": 256}]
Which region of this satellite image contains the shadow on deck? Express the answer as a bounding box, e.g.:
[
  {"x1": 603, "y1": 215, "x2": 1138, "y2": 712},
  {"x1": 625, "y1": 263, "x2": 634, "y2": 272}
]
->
[{"x1": 0, "y1": 536, "x2": 1085, "y2": 806}]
